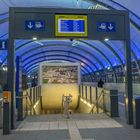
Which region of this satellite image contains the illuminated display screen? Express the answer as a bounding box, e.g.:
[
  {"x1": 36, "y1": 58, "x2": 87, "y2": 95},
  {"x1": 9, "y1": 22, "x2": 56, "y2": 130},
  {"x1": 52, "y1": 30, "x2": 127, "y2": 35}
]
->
[
  {"x1": 58, "y1": 20, "x2": 85, "y2": 33},
  {"x1": 55, "y1": 15, "x2": 88, "y2": 37}
]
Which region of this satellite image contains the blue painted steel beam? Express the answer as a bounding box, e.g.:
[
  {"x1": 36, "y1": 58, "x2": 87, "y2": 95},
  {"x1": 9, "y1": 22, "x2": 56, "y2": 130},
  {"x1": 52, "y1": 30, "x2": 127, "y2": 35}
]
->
[
  {"x1": 25, "y1": 58, "x2": 94, "y2": 81},
  {"x1": 20, "y1": 44, "x2": 104, "y2": 69},
  {"x1": 26, "y1": 61, "x2": 86, "y2": 74},
  {"x1": 24, "y1": 55, "x2": 95, "y2": 73},
  {"x1": 22, "y1": 50, "x2": 99, "y2": 70},
  {"x1": 79, "y1": 40, "x2": 113, "y2": 66}
]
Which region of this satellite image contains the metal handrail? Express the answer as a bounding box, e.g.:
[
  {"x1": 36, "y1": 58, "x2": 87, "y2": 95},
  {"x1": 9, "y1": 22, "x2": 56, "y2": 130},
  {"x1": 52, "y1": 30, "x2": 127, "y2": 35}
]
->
[{"x1": 90, "y1": 89, "x2": 104, "y2": 113}]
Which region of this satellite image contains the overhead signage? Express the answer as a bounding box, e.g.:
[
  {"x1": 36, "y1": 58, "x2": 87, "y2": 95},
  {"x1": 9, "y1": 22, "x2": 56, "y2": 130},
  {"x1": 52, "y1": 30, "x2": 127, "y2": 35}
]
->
[
  {"x1": 25, "y1": 20, "x2": 45, "y2": 30},
  {"x1": 0, "y1": 40, "x2": 8, "y2": 50},
  {"x1": 55, "y1": 15, "x2": 88, "y2": 37},
  {"x1": 97, "y1": 22, "x2": 116, "y2": 32}
]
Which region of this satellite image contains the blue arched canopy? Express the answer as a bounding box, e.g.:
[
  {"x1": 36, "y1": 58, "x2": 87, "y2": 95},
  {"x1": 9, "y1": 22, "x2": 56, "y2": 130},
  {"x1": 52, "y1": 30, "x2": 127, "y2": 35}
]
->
[{"x1": 0, "y1": 0, "x2": 140, "y2": 75}]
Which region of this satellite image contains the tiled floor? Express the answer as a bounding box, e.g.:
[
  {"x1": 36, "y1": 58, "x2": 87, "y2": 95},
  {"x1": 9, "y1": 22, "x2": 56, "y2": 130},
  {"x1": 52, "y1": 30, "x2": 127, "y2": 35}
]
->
[{"x1": 0, "y1": 113, "x2": 140, "y2": 140}]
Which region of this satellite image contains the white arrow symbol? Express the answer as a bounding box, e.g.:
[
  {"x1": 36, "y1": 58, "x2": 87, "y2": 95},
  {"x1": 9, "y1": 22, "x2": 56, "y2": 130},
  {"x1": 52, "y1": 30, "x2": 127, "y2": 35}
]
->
[
  {"x1": 2, "y1": 41, "x2": 5, "y2": 49},
  {"x1": 108, "y1": 24, "x2": 114, "y2": 30},
  {"x1": 28, "y1": 22, "x2": 33, "y2": 29}
]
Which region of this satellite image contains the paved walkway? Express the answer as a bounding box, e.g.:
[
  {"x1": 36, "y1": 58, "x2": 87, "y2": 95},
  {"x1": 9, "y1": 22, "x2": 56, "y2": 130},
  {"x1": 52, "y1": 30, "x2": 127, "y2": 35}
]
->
[{"x1": 0, "y1": 113, "x2": 140, "y2": 140}]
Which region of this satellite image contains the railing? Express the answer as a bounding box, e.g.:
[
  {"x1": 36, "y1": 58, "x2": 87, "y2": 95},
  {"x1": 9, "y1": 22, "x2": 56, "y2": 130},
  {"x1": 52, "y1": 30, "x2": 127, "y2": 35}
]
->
[
  {"x1": 79, "y1": 83, "x2": 119, "y2": 117},
  {"x1": 17, "y1": 86, "x2": 41, "y2": 120}
]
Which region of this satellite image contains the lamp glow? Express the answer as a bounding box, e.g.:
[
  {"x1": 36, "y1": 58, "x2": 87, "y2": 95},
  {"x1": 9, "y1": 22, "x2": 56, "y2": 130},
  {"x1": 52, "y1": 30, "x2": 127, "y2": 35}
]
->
[
  {"x1": 33, "y1": 37, "x2": 37, "y2": 41},
  {"x1": 104, "y1": 38, "x2": 109, "y2": 41}
]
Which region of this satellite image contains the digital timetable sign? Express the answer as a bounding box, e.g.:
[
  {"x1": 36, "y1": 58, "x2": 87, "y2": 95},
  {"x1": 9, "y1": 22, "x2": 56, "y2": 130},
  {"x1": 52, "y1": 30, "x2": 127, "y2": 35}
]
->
[{"x1": 55, "y1": 15, "x2": 88, "y2": 37}]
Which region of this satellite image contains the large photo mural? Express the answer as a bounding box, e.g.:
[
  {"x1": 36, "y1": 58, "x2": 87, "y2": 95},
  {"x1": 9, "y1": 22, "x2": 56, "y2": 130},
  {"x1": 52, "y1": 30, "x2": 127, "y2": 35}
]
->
[{"x1": 42, "y1": 66, "x2": 78, "y2": 84}]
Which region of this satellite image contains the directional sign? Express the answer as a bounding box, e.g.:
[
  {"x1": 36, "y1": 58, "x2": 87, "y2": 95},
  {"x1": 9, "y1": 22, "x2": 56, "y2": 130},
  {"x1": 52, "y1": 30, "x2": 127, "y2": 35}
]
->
[
  {"x1": 97, "y1": 22, "x2": 116, "y2": 32},
  {"x1": 55, "y1": 15, "x2": 88, "y2": 37},
  {"x1": 25, "y1": 20, "x2": 45, "y2": 30},
  {"x1": 0, "y1": 40, "x2": 8, "y2": 50}
]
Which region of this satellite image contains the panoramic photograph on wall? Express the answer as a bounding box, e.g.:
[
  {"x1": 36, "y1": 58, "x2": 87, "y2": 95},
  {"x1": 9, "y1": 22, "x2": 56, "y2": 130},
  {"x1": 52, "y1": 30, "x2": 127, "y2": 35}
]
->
[{"x1": 42, "y1": 66, "x2": 78, "y2": 84}]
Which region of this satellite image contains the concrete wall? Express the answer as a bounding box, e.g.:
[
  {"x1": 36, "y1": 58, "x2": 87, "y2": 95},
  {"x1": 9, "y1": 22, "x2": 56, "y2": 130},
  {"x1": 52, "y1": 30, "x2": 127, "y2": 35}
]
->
[{"x1": 41, "y1": 84, "x2": 79, "y2": 110}]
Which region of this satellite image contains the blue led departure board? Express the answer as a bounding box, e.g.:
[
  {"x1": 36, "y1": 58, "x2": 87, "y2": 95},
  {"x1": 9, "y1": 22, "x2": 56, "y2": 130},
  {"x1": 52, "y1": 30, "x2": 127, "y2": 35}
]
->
[
  {"x1": 55, "y1": 15, "x2": 87, "y2": 37},
  {"x1": 59, "y1": 20, "x2": 85, "y2": 33}
]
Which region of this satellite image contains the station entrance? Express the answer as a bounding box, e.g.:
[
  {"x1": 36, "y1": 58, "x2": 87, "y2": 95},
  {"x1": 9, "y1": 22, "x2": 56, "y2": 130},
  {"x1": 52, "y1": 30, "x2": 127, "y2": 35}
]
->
[{"x1": 4, "y1": 7, "x2": 132, "y2": 134}]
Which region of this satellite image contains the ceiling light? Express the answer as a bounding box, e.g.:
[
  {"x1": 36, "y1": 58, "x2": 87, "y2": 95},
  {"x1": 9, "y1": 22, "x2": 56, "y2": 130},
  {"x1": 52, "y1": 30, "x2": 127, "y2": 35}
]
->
[
  {"x1": 104, "y1": 38, "x2": 109, "y2": 41},
  {"x1": 32, "y1": 37, "x2": 37, "y2": 41}
]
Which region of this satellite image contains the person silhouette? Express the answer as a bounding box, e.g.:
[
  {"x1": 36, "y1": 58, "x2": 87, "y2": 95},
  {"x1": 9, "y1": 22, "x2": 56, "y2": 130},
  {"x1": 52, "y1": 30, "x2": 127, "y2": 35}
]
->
[{"x1": 97, "y1": 78, "x2": 104, "y2": 88}]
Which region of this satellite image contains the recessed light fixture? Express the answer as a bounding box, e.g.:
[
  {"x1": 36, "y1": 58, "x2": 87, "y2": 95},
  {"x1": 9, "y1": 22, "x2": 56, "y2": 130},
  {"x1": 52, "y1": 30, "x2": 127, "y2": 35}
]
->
[
  {"x1": 104, "y1": 38, "x2": 109, "y2": 41},
  {"x1": 32, "y1": 37, "x2": 37, "y2": 41}
]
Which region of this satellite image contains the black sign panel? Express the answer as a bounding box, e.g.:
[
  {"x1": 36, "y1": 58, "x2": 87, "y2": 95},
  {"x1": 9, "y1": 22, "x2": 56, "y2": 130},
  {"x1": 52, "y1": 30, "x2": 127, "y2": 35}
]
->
[{"x1": 13, "y1": 8, "x2": 127, "y2": 40}]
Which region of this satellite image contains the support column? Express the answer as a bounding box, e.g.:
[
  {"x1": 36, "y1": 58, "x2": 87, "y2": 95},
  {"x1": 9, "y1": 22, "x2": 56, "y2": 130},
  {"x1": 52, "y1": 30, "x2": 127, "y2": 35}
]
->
[
  {"x1": 125, "y1": 13, "x2": 133, "y2": 124},
  {"x1": 8, "y1": 8, "x2": 15, "y2": 129}
]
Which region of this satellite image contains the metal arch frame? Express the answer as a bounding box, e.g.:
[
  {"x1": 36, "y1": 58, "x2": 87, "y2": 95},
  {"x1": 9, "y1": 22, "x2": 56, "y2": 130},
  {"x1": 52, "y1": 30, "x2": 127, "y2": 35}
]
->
[
  {"x1": 15, "y1": 40, "x2": 104, "y2": 68},
  {"x1": 27, "y1": 66, "x2": 85, "y2": 76},
  {"x1": 0, "y1": 17, "x2": 8, "y2": 24},
  {"x1": 24, "y1": 54, "x2": 95, "y2": 73},
  {"x1": 25, "y1": 58, "x2": 94, "y2": 82},
  {"x1": 91, "y1": 0, "x2": 140, "y2": 30},
  {"x1": 1, "y1": 37, "x2": 139, "y2": 70},
  {"x1": 19, "y1": 43, "x2": 104, "y2": 69},
  {"x1": 130, "y1": 41, "x2": 140, "y2": 74},
  {"x1": 90, "y1": 0, "x2": 140, "y2": 63},
  {"x1": 27, "y1": 64, "x2": 86, "y2": 74},
  {"x1": 79, "y1": 40, "x2": 122, "y2": 82},
  {"x1": 101, "y1": 41, "x2": 124, "y2": 65},
  {"x1": 26, "y1": 60, "x2": 86, "y2": 74},
  {"x1": 22, "y1": 49, "x2": 99, "y2": 70},
  {"x1": 78, "y1": 40, "x2": 113, "y2": 66},
  {"x1": 0, "y1": 0, "x2": 139, "y2": 65},
  {"x1": 0, "y1": 33, "x2": 8, "y2": 39},
  {"x1": 0, "y1": 12, "x2": 8, "y2": 16},
  {"x1": 15, "y1": 40, "x2": 34, "y2": 50},
  {"x1": 1, "y1": 40, "x2": 104, "y2": 69},
  {"x1": 22, "y1": 50, "x2": 98, "y2": 70},
  {"x1": 131, "y1": 40, "x2": 140, "y2": 53}
]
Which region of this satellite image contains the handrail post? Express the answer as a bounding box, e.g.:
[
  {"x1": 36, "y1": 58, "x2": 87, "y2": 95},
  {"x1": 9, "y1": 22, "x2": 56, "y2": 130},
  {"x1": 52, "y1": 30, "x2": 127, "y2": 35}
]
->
[
  {"x1": 17, "y1": 91, "x2": 23, "y2": 121},
  {"x1": 96, "y1": 87, "x2": 99, "y2": 113},
  {"x1": 3, "y1": 91, "x2": 11, "y2": 135}
]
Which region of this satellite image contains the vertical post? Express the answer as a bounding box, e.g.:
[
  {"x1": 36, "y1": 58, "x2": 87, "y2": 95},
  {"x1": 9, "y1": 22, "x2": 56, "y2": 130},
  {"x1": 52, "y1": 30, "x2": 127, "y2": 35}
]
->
[
  {"x1": 110, "y1": 90, "x2": 119, "y2": 117},
  {"x1": 8, "y1": 8, "x2": 15, "y2": 129},
  {"x1": 3, "y1": 91, "x2": 11, "y2": 135},
  {"x1": 90, "y1": 86, "x2": 92, "y2": 104},
  {"x1": 33, "y1": 88, "x2": 35, "y2": 104},
  {"x1": 125, "y1": 13, "x2": 133, "y2": 124},
  {"x1": 16, "y1": 56, "x2": 19, "y2": 109},
  {"x1": 85, "y1": 86, "x2": 87, "y2": 99},
  {"x1": 96, "y1": 87, "x2": 99, "y2": 113},
  {"x1": 79, "y1": 85, "x2": 81, "y2": 97},
  {"x1": 3, "y1": 102, "x2": 10, "y2": 134},
  {"x1": 16, "y1": 56, "x2": 23, "y2": 121},
  {"x1": 82, "y1": 84, "x2": 84, "y2": 98}
]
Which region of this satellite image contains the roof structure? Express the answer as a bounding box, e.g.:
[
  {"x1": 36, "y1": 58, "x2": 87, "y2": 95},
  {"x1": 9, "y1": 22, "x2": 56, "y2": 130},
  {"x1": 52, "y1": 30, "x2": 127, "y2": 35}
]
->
[{"x1": 0, "y1": 0, "x2": 140, "y2": 75}]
